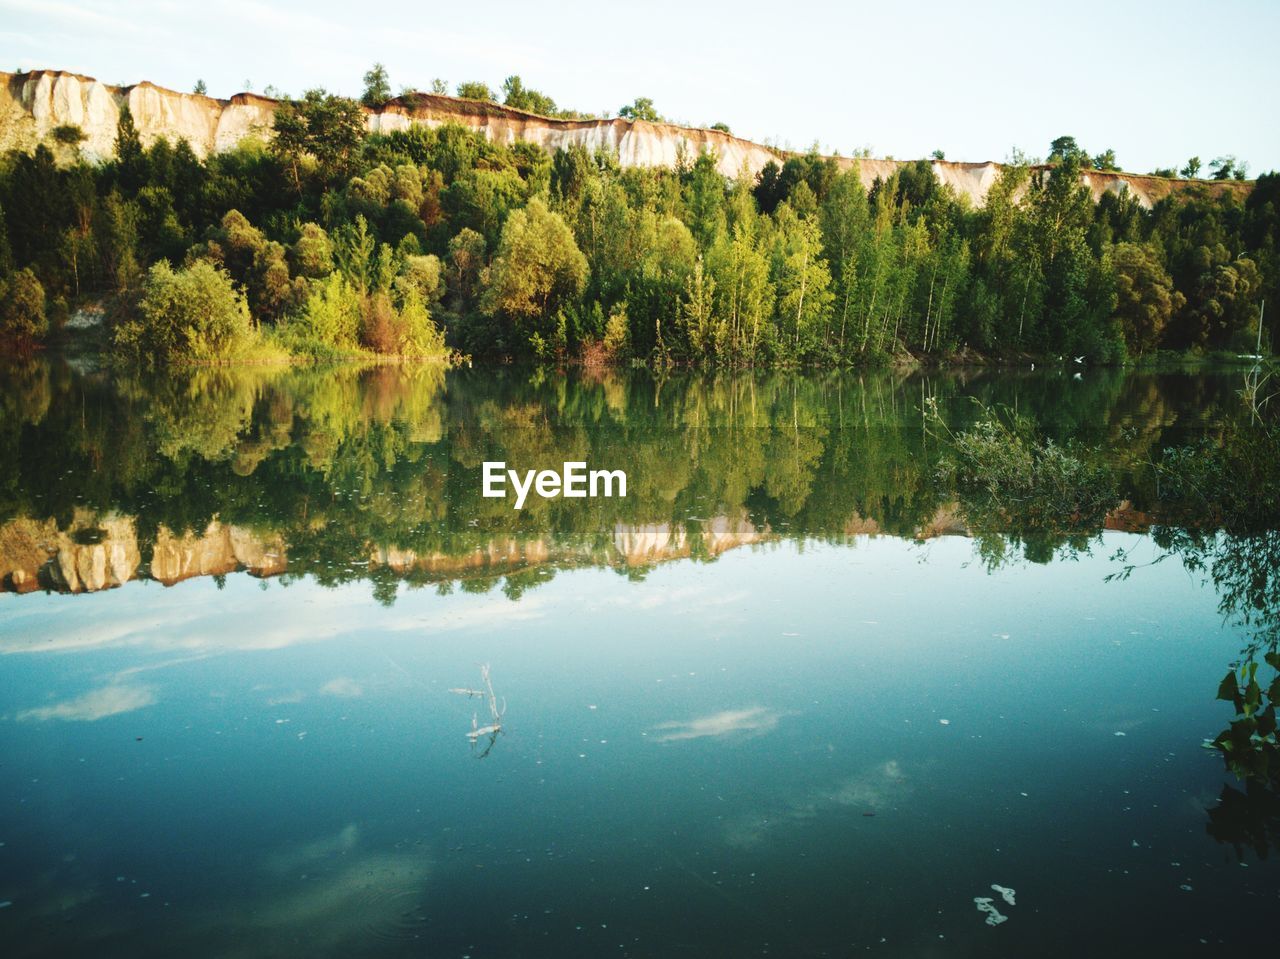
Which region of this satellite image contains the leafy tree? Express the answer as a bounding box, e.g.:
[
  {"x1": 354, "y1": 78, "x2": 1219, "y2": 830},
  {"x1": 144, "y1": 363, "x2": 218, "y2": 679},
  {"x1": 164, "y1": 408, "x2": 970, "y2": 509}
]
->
[
  {"x1": 52, "y1": 124, "x2": 86, "y2": 147},
  {"x1": 679, "y1": 257, "x2": 717, "y2": 355},
  {"x1": 686, "y1": 151, "x2": 726, "y2": 250},
  {"x1": 193, "y1": 79, "x2": 207, "y2": 96},
  {"x1": 710, "y1": 122, "x2": 731, "y2": 134},
  {"x1": 1047, "y1": 136, "x2": 1087, "y2": 166},
  {"x1": 290, "y1": 222, "x2": 334, "y2": 278},
  {"x1": 115, "y1": 105, "x2": 146, "y2": 190},
  {"x1": 281, "y1": 273, "x2": 361, "y2": 353},
  {"x1": 481, "y1": 198, "x2": 587, "y2": 354},
  {"x1": 502, "y1": 76, "x2": 556, "y2": 115},
  {"x1": 1111, "y1": 242, "x2": 1184, "y2": 355},
  {"x1": 1092, "y1": 149, "x2": 1118, "y2": 171},
  {"x1": 455, "y1": 81, "x2": 496, "y2": 102},
  {"x1": 446, "y1": 227, "x2": 486, "y2": 316},
  {"x1": 619, "y1": 98, "x2": 661, "y2": 122},
  {"x1": 1211, "y1": 156, "x2": 1242, "y2": 180},
  {"x1": 1181, "y1": 157, "x2": 1202, "y2": 179},
  {"x1": 272, "y1": 89, "x2": 365, "y2": 186},
  {"x1": 430, "y1": 79, "x2": 448, "y2": 95},
  {"x1": 773, "y1": 204, "x2": 834, "y2": 357},
  {"x1": 114, "y1": 261, "x2": 254, "y2": 364},
  {"x1": 94, "y1": 191, "x2": 142, "y2": 292},
  {"x1": 931, "y1": 149, "x2": 946, "y2": 160},
  {"x1": 361, "y1": 63, "x2": 392, "y2": 108},
  {"x1": 0, "y1": 268, "x2": 48, "y2": 342}
]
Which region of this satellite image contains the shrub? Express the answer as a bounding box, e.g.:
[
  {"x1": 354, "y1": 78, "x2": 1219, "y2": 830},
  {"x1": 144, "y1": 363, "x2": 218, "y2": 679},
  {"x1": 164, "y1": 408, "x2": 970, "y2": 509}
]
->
[
  {"x1": 359, "y1": 290, "x2": 398, "y2": 353},
  {"x1": 397, "y1": 288, "x2": 449, "y2": 359},
  {"x1": 0, "y1": 269, "x2": 49, "y2": 342},
  {"x1": 114, "y1": 261, "x2": 254, "y2": 364},
  {"x1": 278, "y1": 273, "x2": 361, "y2": 355}
]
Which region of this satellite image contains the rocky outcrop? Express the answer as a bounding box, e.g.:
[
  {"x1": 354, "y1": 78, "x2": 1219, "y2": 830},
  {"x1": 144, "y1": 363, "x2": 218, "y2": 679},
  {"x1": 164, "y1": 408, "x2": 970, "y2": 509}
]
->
[
  {"x1": 370, "y1": 513, "x2": 771, "y2": 581},
  {"x1": 1, "y1": 69, "x2": 1252, "y2": 209},
  {"x1": 0, "y1": 513, "x2": 285, "y2": 593},
  {"x1": 0, "y1": 511, "x2": 140, "y2": 593},
  {"x1": 149, "y1": 521, "x2": 287, "y2": 585}
]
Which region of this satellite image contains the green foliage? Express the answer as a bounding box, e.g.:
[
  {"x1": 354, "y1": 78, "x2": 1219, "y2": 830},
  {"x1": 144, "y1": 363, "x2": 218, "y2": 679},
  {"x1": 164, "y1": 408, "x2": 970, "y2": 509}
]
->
[
  {"x1": 193, "y1": 79, "x2": 207, "y2": 96},
  {"x1": 272, "y1": 89, "x2": 365, "y2": 183},
  {"x1": 1111, "y1": 242, "x2": 1183, "y2": 354},
  {"x1": 502, "y1": 76, "x2": 556, "y2": 116},
  {"x1": 361, "y1": 63, "x2": 392, "y2": 108},
  {"x1": 114, "y1": 260, "x2": 255, "y2": 364},
  {"x1": 1212, "y1": 654, "x2": 1280, "y2": 788},
  {"x1": 1092, "y1": 149, "x2": 1118, "y2": 171},
  {"x1": 1048, "y1": 135, "x2": 1089, "y2": 166},
  {"x1": 279, "y1": 272, "x2": 361, "y2": 355},
  {"x1": 619, "y1": 98, "x2": 661, "y2": 122},
  {"x1": 0, "y1": 84, "x2": 1275, "y2": 369},
  {"x1": 1211, "y1": 156, "x2": 1248, "y2": 181},
  {"x1": 481, "y1": 198, "x2": 587, "y2": 353},
  {"x1": 935, "y1": 402, "x2": 1118, "y2": 564},
  {"x1": 455, "y1": 81, "x2": 497, "y2": 102},
  {"x1": 290, "y1": 222, "x2": 334, "y2": 278},
  {"x1": 51, "y1": 124, "x2": 86, "y2": 147},
  {"x1": 0, "y1": 268, "x2": 48, "y2": 342}
]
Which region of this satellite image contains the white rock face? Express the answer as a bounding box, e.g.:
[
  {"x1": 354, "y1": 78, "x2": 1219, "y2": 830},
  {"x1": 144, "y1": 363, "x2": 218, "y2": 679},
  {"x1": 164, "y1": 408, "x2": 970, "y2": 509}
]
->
[{"x1": 0, "y1": 69, "x2": 1250, "y2": 210}]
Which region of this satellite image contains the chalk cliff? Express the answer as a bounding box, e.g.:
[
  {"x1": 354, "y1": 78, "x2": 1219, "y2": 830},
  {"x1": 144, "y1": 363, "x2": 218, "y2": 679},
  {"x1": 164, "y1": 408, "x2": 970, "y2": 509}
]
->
[{"x1": 0, "y1": 69, "x2": 1251, "y2": 209}]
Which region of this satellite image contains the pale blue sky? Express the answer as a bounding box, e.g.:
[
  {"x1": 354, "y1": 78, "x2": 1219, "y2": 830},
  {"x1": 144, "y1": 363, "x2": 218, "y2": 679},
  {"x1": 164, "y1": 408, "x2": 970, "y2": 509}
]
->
[{"x1": 2, "y1": 0, "x2": 1276, "y2": 174}]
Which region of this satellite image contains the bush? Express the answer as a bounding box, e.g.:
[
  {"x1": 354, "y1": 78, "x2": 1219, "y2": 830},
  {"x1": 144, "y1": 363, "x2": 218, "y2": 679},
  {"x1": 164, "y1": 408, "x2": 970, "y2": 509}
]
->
[
  {"x1": 114, "y1": 261, "x2": 254, "y2": 364},
  {"x1": 0, "y1": 269, "x2": 49, "y2": 342},
  {"x1": 277, "y1": 273, "x2": 362, "y2": 356},
  {"x1": 359, "y1": 290, "x2": 398, "y2": 353},
  {"x1": 397, "y1": 288, "x2": 449, "y2": 359}
]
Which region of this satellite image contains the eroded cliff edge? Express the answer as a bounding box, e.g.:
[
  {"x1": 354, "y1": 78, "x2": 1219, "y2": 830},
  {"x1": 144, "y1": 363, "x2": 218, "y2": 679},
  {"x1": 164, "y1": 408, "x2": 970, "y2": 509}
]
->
[{"x1": 1, "y1": 69, "x2": 1251, "y2": 210}]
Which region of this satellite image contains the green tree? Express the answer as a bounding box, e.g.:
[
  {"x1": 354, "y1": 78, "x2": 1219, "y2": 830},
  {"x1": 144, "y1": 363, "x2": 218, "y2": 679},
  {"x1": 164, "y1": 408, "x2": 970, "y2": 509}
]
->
[
  {"x1": 1181, "y1": 157, "x2": 1202, "y2": 178},
  {"x1": 456, "y1": 81, "x2": 496, "y2": 101},
  {"x1": 193, "y1": 79, "x2": 207, "y2": 96},
  {"x1": 686, "y1": 151, "x2": 725, "y2": 250},
  {"x1": 361, "y1": 63, "x2": 391, "y2": 108},
  {"x1": 115, "y1": 105, "x2": 146, "y2": 189},
  {"x1": 0, "y1": 268, "x2": 48, "y2": 342},
  {"x1": 1047, "y1": 135, "x2": 1087, "y2": 165},
  {"x1": 1111, "y1": 242, "x2": 1184, "y2": 355},
  {"x1": 1092, "y1": 149, "x2": 1118, "y2": 171},
  {"x1": 502, "y1": 76, "x2": 556, "y2": 115},
  {"x1": 619, "y1": 98, "x2": 661, "y2": 122},
  {"x1": 290, "y1": 223, "x2": 334, "y2": 278},
  {"x1": 114, "y1": 261, "x2": 254, "y2": 364},
  {"x1": 1208, "y1": 156, "x2": 1239, "y2": 180},
  {"x1": 481, "y1": 198, "x2": 587, "y2": 354},
  {"x1": 272, "y1": 89, "x2": 365, "y2": 186},
  {"x1": 773, "y1": 204, "x2": 834, "y2": 357},
  {"x1": 446, "y1": 227, "x2": 487, "y2": 315}
]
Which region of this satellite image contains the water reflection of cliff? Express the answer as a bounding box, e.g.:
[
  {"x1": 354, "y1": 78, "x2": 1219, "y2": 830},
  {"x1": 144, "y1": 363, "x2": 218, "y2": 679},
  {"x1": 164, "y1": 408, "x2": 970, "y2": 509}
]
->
[{"x1": 0, "y1": 359, "x2": 1255, "y2": 601}]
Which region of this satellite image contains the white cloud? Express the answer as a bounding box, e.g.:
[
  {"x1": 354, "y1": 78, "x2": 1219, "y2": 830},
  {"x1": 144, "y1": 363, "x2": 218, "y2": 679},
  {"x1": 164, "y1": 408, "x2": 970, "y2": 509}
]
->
[
  {"x1": 16, "y1": 684, "x2": 155, "y2": 722},
  {"x1": 319, "y1": 677, "x2": 362, "y2": 698},
  {"x1": 652, "y1": 706, "x2": 781, "y2": 742}
]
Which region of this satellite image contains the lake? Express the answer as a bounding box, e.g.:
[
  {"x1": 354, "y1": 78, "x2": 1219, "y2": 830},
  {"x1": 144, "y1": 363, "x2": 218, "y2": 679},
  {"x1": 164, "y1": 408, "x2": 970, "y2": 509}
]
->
[{"x1": 1, "y1": 359, "x2": 1277, "y2": 957}]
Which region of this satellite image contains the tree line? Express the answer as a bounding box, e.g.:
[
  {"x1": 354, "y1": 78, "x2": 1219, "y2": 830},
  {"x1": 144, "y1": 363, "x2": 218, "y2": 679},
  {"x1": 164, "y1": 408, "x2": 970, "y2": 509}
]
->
[{"x1": 0, "y1": 82, "x2": 1275, "y2": 366}]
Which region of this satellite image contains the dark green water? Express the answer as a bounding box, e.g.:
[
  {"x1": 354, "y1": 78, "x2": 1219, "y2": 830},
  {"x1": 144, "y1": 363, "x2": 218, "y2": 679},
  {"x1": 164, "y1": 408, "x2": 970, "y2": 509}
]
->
[{"x1": 1, "y1": 360, "x2": 1277, "y2": 957}]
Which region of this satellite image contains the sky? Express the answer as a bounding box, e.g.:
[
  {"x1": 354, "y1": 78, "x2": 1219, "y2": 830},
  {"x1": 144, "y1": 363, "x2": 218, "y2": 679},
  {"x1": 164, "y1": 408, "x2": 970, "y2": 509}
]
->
[{"x1": 2, "y1": 0, "x2": 1277, "y2": 174}]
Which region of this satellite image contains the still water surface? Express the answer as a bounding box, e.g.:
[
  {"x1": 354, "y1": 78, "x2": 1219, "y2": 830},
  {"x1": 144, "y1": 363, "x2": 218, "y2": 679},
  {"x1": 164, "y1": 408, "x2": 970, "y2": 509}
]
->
[{"x1": 0, "y1": 361, "x2": 1276, "y2": 956}]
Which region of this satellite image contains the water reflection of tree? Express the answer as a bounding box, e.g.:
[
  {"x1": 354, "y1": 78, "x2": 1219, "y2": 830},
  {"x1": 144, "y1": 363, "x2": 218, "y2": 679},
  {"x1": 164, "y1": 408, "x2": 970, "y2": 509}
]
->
[
  {"x1": 1149, "y1": 390, "x2": 1280, "y2": 861},
  {"x1": 0, "y1": 359, "x2": 1254, "y2": 601}
]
